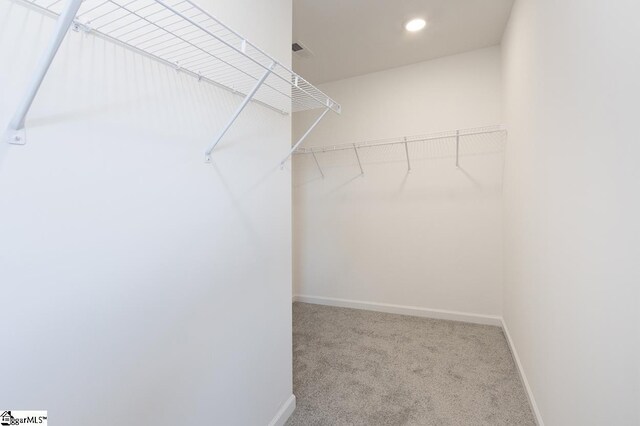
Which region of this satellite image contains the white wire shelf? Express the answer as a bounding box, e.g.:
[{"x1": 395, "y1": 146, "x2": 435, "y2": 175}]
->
[
  {"x1": 294, "y1": 125, "x2": 506, "y2": 176},
  {"x1": 5, "y1": 0, "x2": 341, "y2": 162},
  {"x1": 20, "y1": 0, "x2": 340, "y2": 115}
]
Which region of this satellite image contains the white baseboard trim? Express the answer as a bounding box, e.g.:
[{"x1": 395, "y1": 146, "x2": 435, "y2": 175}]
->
[
  {"x1": 293, "y1": 294, "x2": 502, "y2": 326},
  {"x1": 501, "y1": 319, "x2": 544, "y2": 426},
  {"x1": 267, "y1": 394, "x2": 296, "y2": 426}
]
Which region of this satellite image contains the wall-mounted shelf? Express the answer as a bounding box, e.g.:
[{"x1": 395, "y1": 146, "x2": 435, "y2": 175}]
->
[
  {"x1": 4, "y1": 0, "x2": 341, "y2": 163},
  {"x1": 294, "y1": 126, "x2": 506, "y2": 176}
]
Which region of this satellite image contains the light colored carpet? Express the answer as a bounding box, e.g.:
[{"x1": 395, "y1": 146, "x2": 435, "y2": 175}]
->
[{"x1": 286, "y1": 302, "x2": 536, "y2": 426}]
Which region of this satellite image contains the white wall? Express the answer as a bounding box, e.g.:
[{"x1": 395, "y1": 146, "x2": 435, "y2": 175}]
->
[
  {"x1": 0, "y1": 1, "x2": 293, "y2": 425},
  {"x1": 293, "y1": 47, "x2": 505, "y2": 318},
  {"x1": 502, "y1": 0, "x2": 640, "y2": 424}
]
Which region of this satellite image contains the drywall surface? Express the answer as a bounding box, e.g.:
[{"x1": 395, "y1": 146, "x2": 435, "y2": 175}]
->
[
  {"x1": 502, "y1": 0, "x2": 640, "y2": 424},
  {"x1": 0, "y1": 1, "x2": 293, "y2": 425},
  {"x1": 293, "y1": 47, "x2": 505, "y2": 316}
]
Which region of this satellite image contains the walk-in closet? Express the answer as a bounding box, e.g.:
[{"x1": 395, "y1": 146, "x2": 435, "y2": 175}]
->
[{"x1": 1, "y1": 0, "x2": 638, "y2": 425}]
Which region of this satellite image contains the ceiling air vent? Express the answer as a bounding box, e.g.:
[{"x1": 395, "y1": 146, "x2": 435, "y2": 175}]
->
[{"x1": 292, "y1": 41, "x2": 314, "y2": 59}]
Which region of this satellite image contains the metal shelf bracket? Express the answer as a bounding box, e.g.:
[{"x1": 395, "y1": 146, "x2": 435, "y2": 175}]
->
[
  {"x1": 404, "y1": 137, "x2": 411, "y2": 172},
  {"x1": 3, "y1": 0, "x2": 83, "y2": 146},
  {"x1": 205, "y1": 60, "x2": 276, "y2": 163},
  {"x1": 311, "y1": 151, "x2": 324, "y2": 178},
  {"x1": 353, "y1": 143, "x2": 363, "y2": 174},
  {"x1": 280, "y1": 106, "x2": 330, "y2": 168},
  {"x1": 455, "y1": 129, "x2": 460, "y2": 167}
]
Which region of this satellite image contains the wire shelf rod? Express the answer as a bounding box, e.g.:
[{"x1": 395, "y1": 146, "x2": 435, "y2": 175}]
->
[
  {"x1": 12, "y1": 0, "x2": 266, "y2": 113},
  {"x1": 18, "y1": 0, "x2": 341, "y2": 113},
  {"x1": 153, "y1": 0, "x2": 329, "y2": 108},
  {"x1": 98, "y1": 0, "x2": 296, "y2": 104},
  {"x1": 6, "y1": 0, "x2": 341, "y2": 153},
  {"x1": 137, "y1": 1, "x2": 302, "y2": 104},
  {"x1": 295, "y1": 127, "x2": 505, "y2": 155}
]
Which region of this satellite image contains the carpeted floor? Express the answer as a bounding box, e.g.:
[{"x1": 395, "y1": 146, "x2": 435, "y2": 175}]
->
[{"x1": 286, "y1": 302, "x2": 536, "y2": 426}]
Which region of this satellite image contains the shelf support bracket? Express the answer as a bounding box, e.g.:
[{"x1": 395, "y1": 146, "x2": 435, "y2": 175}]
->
[
  {"x1": 404, "y1": 137, "x2": 411, "y2": 172},
  {"x1": 205, "y1": 61, "x2": 276, "y2": 162},
  {"x1": 353, "y1": 143, "x2": 363, "y2": 174},
  {"x1": 280, "y1": 106, "x2": 330, "y2": 167},
  {"x1": 455, "y1": 129, "x2": 460, "y2": 167},
  {"x1": 3, "y1": 0, "x2": 83, "y2": 146},
  {"x1": 311, "y1": 151, "x2": 324, "y2": 178}
]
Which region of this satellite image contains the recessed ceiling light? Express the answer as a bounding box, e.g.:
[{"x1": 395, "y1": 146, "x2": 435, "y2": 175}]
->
[{"x1": 405, "y1": 18, "x2": 426, "y2": 32}]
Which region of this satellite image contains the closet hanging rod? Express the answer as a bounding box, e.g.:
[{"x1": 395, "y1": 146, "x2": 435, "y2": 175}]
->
[
  {"x1": 294, "y1": 126, "x2": 505, "y2": 155},
  {"x1": 294, "y1": 126, "x2": 506, "y2": 176},
  {"x1": 4, "y1": 0, "x2": 341, "y2": 162}
]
